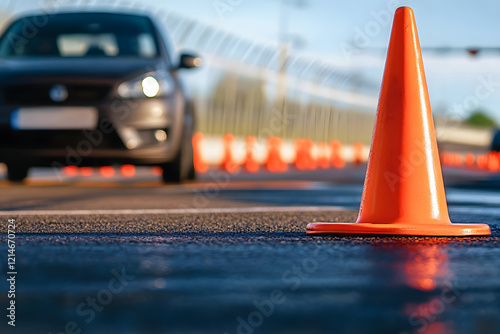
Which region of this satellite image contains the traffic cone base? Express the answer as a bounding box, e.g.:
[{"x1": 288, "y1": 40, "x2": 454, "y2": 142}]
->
[
  {"x1": 307, "y1": 222, "x2": 491, "y2": 237},
  {"x1": 307, "y1": 6, "x2": 490, "y2": 236}
]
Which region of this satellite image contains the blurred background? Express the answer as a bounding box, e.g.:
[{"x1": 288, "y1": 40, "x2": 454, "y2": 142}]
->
[{"x1": 1, "y1": 0, "x2": 500, "y2": 179}]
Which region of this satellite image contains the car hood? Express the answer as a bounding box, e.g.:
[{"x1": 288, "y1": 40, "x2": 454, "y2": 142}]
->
[{"x1": 0, "y1": 58, "x2": 164, "y2": 84}]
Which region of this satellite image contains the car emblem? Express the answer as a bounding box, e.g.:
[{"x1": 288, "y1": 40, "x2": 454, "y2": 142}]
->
[{"x1": 49, "y1": 84, "x2": 68, "y2": 102}]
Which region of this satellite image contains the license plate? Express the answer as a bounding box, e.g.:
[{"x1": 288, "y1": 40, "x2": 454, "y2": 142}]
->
[{"x1": 11, "y1": 107, "x2": 99, "y2": 130}]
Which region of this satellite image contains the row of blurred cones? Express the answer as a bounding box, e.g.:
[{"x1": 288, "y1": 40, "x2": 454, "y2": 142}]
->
[
  {"x1": 441, "y1": 151, "x2": 500, "y2": 172},
  {"x1": 57, "y1": 134, "x2": 499, "y2": 178},
  {"x1": 193, "y1": 132, "x2": 365, "y2": 174},
  {"x1": 194, "y1": 132, "x2": 500, "y2": 174}
]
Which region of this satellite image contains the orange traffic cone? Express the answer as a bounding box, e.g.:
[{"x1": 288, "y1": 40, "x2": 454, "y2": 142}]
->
[
  {"x1": 352, "y1": 142, "x2": 364, "y2": 166},
  {"x1": 477, "y1": 154, "x2": 488, "y2": 170},
  {"x1": 293, "y1": 139, "x2": 308, "y2": 170},
  {"x1": 265, "y1": 136, "x2": 288, "y2": 172},
  {"x1": 100, "y1": 166, "x2": 115, "y2": 178},
  {"x1": 487, "y1": 151, "x2": 499, "y2": 172},
  {"x1": 317, "y1": 142, "x2": 330, "y2": 169},
  {"x1": 120, "y1": 165, "x2": 135, "y2": 177},
  {"x1": 62, "y1": 166, "x2": 78, "y2": 176},
  {"x1": 464, "y1": 153, "x2": 475, "y2": 167},
  {"x1": 439, "y1": 152, "x2": 448, "y2": 166},
  {"x1": 330, "y1": 140, "x2": 345, "y2": 169},
  {"x1": 192, "y1": 132, "x2": 209, "y2": 173},
  {"x1": 243, "y1": 136, "x2": 259, "y2": 173},
  {"x1": 307, "y1": 7, "x2": 490, "y2": 236},
  {"x1": 221, "y1": 133, "x2": 239, "y2": 173},
  {"x1": 304, "y1": 139, "x2": 317, "y2": 170}
]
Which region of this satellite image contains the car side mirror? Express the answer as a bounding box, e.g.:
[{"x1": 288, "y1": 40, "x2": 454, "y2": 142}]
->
[{"x1": 179, "y1": 53, "x2": 202, "y2": 69}]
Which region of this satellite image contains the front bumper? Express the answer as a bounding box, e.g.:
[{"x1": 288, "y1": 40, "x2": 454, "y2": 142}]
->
[
  {"x1": 0, "y1": 145, "x2": 174, "y2": 166},
  {"x1": 0, "y1": 97, "x2": 183, "y2": 167}
]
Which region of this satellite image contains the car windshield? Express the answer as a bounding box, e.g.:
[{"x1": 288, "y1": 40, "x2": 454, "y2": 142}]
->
[{"x1": 0, "y1": 13, "x2": 160, "y2": 58}]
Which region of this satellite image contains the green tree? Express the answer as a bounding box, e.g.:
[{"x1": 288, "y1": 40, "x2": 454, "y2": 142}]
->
[{"x1": 466, "y1": 110, "x2": 496, "y2": 127}]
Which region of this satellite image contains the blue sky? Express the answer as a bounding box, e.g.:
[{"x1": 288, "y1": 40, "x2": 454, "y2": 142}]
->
[{"x1": 3, "y1": 0, "x2": 500, "y2": 122}]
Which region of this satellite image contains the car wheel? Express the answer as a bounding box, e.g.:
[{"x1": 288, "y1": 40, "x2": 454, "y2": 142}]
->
[
  {"x1": 492, "y1": 130, "x2": 500, "y2": 152},
  {"x1": 161, "y1": 117, "x2": 194, "y2": 184},
  {"x1": 7, "y1": 164, "x2": 29, "y2": 182}
]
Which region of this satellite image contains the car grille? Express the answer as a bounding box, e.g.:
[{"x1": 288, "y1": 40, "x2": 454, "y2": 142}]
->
[{"x1": 2, "y1": 84, "x2": 112, "y2": 105}]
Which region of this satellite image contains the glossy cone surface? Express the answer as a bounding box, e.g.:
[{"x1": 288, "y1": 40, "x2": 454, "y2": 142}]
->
[{"x1": 307, "y1": 7, "x2": 490, "y2": 236}]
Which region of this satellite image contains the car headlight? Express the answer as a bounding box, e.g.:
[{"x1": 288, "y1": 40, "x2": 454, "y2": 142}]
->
[{"x1": 117, "y1": 72, "x2": 174, "y2": 99}]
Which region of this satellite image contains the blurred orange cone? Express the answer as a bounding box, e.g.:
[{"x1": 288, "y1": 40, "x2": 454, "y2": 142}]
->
[
  {"x1": 265, "y1": 136, "x2": 287, "y2": 172},
  {"x1": 293, "y1": 139, "x2": 308, "y2": 170},
  {"x1": 448, "y1": 153, "x2": 455, "y2": 166},
  {"x1": 151, "y1": 166, "x2": 163, "y2": 176},
  {"x1": 221, "y1": 133, "x2": 239, "y2": 173},
  {"x1": 352, "y1": 142, "x2": 364, "y2": 166},
  {"x1": 317, "y1": 142, "x2": 330, "y2": 169},
  {"x1": 192, "y1": 132, "x2": 209, "y2": 173},
  {"x1": 465, "y1": 153, "x2": 475, "y2": 167},
  {"x1": 307, "y1": 7, "x2": 490, "y2": 236},
  {"x1": 487, "y1": 151, "x2": 499, "y2": 172},
  {"x1": 304, "y1": 139, "x2": 317, "y2": 170},
  {"x1": 440, "y1": 152, "x2": 454, "y2": 166},
  {"x1": 243, "y1": 136, "x2": 259, "y2": 173},
  {"x1": 477, "y1": 154, "x2": 488, "y2": 169},
  {"x1": 62, "y1": 166, "x2": 78, "y2": 176},
  {"x1": 120, "y1": 164, "x2": 135, "y2": 177},
  {"x1": 100, "y1": 166, "x2": 115, "y2": 178},
  {"x1": 329, "y1": 140, "x2": 345, "y2": 169}
]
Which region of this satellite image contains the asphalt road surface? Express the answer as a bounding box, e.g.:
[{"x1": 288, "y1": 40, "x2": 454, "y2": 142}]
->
[{"x1": 0, "y1": 166, "x2": 499, "y2": 334}]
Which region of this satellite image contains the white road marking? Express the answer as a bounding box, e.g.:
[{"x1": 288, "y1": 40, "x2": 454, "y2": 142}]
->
[{"x1": 0, "y1": 206, "x2": 348, "y2": 216}]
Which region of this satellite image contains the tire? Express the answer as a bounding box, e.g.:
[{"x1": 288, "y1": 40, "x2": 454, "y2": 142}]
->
[
  {"x1": 7, "y1": 164, "x2": 29, "y2": 182},
  {"x1": 491, "y1": 130, "x2": 500, "y2": 152},
  {"x1": 492, "y1": 130, "x2": 500, "y2": 152},
  {"x1": 161, "y1": 116, "x2": 194, "y2": 184}
]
